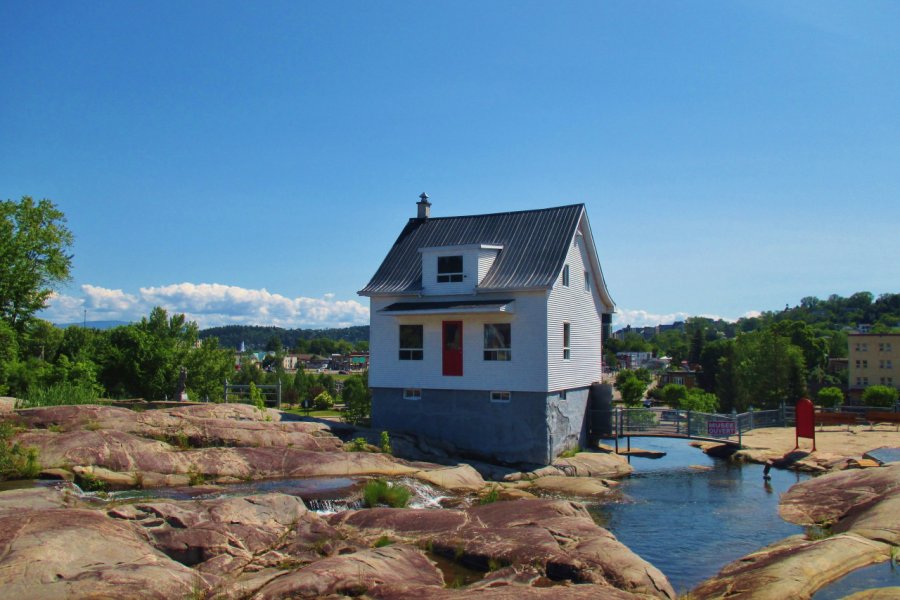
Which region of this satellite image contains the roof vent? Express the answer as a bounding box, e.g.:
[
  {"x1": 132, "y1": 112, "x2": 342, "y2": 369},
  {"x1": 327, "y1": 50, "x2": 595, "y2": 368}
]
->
[{"x1": 416, "y1": 192, "x2": 431, "y2": 219}]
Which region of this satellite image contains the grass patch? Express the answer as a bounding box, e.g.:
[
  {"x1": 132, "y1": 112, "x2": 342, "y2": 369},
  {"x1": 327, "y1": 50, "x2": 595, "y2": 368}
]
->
[
  {"x1": 187, "y1": 465, "x2": 207, "y2": 486},
  {"x1": 558, "y1": 446, "x2": 581, "y2": 458},
  {"x1": 363, "y1": 479, "x2": 411, "y2": 508},
  {"x1": 805, "y1": 525, "x2": 834, "y2": 541},
  {"x1": 0, "y1": 423, "x2": 41, "y2": 481},
  {"x1": 479, "y1": 485, "x2": 501, "y2": 505},
  {"x1": 75, "y1": 470, "x2": 108, "y2": 492},
  {"x1": 84, "y1": 419, "x2": 102, "y2": 431},
  {"x1": 16, "y1": 382, "x2": 101, "y2": 409},
  {"x1": 282, "y1": 408, "x2": 343, "y2": 418},
  {"x1": 373, "y1": 535, "x2": 394, "y2": 548}
]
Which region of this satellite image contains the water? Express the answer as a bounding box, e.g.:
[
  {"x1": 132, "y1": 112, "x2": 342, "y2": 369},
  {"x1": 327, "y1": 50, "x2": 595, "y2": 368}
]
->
[
  {"x1": 813, "y1": 561, "x2": 900, "y2": 599},
  {"x1": 591, "y1": 437, "x2": 809, "y2": 594}
]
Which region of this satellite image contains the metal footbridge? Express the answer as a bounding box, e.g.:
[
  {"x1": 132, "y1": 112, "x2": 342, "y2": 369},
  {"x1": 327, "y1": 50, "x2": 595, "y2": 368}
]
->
[{"x1": 591, "y1": 407, "x2": 788, "y2": 451}]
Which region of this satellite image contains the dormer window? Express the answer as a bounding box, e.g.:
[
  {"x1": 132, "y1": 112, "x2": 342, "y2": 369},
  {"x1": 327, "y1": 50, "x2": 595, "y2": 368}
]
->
[{"x1": 437, "y1": 255, "x2": 464, "y2": 283}]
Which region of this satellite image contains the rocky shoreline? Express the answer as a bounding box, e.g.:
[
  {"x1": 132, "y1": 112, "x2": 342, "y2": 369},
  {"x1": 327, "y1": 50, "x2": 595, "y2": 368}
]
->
[{"x1": 1, "y1": 402, "x2": 898, "y2": 599}]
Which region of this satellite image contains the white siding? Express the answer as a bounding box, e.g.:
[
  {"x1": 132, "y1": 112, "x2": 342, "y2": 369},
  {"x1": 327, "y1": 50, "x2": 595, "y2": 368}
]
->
[
  {"x1": 477, "y1": 248, "x2": 501, "y2": 285},
  {"x1": 547, "y1": 226, "x2": 604, "y2": 391},
  {"x1": 368, "y1": 292, "x2": 548, "y2": 392}
]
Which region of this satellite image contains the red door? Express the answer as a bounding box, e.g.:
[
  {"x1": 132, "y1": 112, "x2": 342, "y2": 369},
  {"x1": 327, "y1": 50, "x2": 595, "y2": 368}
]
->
[{"x1": 442, "y1": 321, "x2": 463, "y2": 376}]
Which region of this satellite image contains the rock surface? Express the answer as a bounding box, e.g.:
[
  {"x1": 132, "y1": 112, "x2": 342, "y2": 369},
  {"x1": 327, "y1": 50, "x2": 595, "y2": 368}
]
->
[
  {"x1": 0, "y1": 484, "x2": 675, "y2": 599},
  {"x1": 6, "y1": 403, "x2": 488, "y2": 493}
]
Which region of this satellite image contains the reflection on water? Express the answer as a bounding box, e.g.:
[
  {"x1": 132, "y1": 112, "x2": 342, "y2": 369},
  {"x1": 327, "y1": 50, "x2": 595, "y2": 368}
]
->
[{"x1": 592, "y1": 437, "x2": 808, "y2": 593}]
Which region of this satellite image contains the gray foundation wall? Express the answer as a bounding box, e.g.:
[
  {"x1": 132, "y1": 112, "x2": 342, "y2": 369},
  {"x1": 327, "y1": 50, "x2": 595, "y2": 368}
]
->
[{"x1": 371, "y1": 387, "x2": 590, "y2": 465}]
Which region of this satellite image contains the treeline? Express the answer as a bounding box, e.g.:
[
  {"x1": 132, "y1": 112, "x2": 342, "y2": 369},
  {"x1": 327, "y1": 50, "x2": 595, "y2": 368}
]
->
[
  {"x1": 609, "y1": 292, "x2": 899, "y2": 412},
  {"x1": 1, "y1": 307, "x2": 234, "y2": 403},
  {"x1": 200, "y1": 325, "x2": 369, "y2": 352}
]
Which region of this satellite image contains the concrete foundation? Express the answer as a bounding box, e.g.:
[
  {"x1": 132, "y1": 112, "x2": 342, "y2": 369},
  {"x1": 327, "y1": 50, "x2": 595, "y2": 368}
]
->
[{"x1": 371, "y1": 387, "x2": 589, "y2": 465}]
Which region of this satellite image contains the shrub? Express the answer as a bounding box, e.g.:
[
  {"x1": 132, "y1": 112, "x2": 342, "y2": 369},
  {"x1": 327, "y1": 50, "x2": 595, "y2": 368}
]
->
[
  {"x1": 363, "y1": 479, "x2": 410, "y2": 508},
  {"x1": 0, "y1": 423, "x2": 41, "y2": 481},
  {"x1": 347, "y1": 437, "x2": 368, "y2": 452},
  {"x1": 661, "y1": 384, "x2": 688, "y2": 408},
  {"x1": 379, "y1": 431, "x2": 392, "y2": 454},
  {"x1": 817, "y1": 386, "x2": 844, "y2": 409},
  {"x1": 249, "y1": 382, "x2": 266, "y2": 411},
  {"x1": 373, "y1": 535, "x2": 393, "y2": 548},
  {"x1": 862, "y1": 385, "x2": 898, "y2": 408},
  {"x1": 341, "y1": 375, "x2": 371, "y2": 425},
  {"x1": 313, "y1": 391, "x2": 334, "y2": 411}
]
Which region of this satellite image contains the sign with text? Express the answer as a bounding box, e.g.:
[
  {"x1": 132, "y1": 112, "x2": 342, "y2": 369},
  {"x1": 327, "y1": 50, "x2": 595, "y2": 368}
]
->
[{"x1": 707, "y1": 420, "x2": 737, "y2": 437}]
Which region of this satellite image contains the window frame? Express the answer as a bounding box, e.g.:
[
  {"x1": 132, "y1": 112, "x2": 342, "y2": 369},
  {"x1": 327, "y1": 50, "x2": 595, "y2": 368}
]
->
[
  {"x1": 437, "y1": 255, "x2": 464, "y2": 283},
  {"x1": 403, "y1": 388, "x2": 422, "y2": 400},
  {"x1": 399, "y1": 324, "x2": 424, "y2": 361},
  {"x1": 490, "y1": 391, "x2": 511, "y2": 403},
  {"x1": 562, "y1": 264, "x2": 570, "y2": 287},
  {"x1": 483, "y1": 323, "x2": 512, "y2": 361},
  {"x1": 563, "y1": 322, "x2": 571, "y2": 360}
]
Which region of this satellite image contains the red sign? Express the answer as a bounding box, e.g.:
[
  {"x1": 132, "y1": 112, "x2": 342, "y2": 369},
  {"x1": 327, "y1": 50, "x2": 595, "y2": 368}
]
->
[
  {"x1": 795, "y1": 397, "x2": 816, "y2": 451},
  {"x1": 708, "y1": 421, "x2": 736, "y2": 437}
]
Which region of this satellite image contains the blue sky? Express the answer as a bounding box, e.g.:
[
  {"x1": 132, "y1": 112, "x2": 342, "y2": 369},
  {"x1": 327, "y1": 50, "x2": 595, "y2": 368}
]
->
[{"x1": 2, "y1": 1, "x2": 898, "y2": 329}]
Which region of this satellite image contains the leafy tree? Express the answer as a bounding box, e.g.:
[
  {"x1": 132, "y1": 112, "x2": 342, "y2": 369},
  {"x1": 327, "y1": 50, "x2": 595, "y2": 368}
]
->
[
  {"x1": 661, "y1": 383, "x2": 688, "y2": 408},
  {"x1": 0, "y1": 320, "x2": 18, "y2": 394},
  {"x1": 817, "y1": 386, "x2": 843, "y2": 408},
  {"x1": 0, "y1": 197, "x2": 74, "y2": 332},
  {"x1": 184, "y1": 337, "x2": 233, "y2": 402},
  {"x1": 615, "y1": 370, "x2": 648, "y2": 406},
  {"x1": 688, "y1": 327, "x2": 705, "y2": 366},
  {"x1": 680, "y1": 389, "x2": 719, "y2": 412},
  {"x1": 341, "y1": 374, "x2": 371, "y2": 425},
  {"x1": 862, "y1": 385, "x2": 898, "y2": 408}
]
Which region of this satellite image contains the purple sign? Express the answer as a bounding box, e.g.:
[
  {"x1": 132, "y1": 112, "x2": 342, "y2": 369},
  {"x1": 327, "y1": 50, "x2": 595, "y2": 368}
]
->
[{"x1": 707, "y1": 420, "x2": 736, "y2": 437}]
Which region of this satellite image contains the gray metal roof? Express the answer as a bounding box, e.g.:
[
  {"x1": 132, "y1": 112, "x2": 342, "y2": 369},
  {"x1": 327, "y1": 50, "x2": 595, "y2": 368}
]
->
[{"x1": 359, "y1": 204, "x2": 584, "y2": 295}]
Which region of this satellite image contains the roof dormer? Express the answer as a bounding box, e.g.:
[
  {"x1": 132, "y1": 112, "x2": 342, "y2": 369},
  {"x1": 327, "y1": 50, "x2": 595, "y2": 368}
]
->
[{"x1": 418, "y1": 243, "x2": 503, "y2": 295}]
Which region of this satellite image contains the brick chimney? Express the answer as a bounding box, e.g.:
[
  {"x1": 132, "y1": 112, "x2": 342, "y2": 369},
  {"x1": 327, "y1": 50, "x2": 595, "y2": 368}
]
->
[{"x1": 416, "y1": 192, "x2": 431, "y2": 219}]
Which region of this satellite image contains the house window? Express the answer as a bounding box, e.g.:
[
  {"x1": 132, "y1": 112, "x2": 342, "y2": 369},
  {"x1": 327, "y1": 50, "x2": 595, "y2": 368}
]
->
[
  {"x1": 437, "y1": 255, "x2": 463, "y2": 283},
  {"x1": 856, "y1": 377, "x2": 862, "y2": 386},
  {"x1": 879, "y1": 343, "x2": 885, "y2": 352},
  {"x1": 584, "y1": 270, "x2": 590, "y2": 291},
  {"x1": 559, "y1": 390, "x2": 567, "y2": 400},
  {"x1": 399, "y1": 325, "x2": 423, "y2": 360},
  {"x1": 856, "y1": 360, "x2": 861, "y2": 369},
  {"x1": 863, "y1": 360, "x2": 868, "y2": 369},
  {"x1": 403, "y1": 388, "x2": 422, "y2": 400},
  {"x1": 863, "y1": 377, "x2": 869, "y2": 386},
  {"x1": 563, "y1": 322, "x2": 571, "y2": 359},
  {"x1": 490, "y1": 391, "x2": 511, "y2": 403},
  {"x1": 562, "y1": 264, "x2": 569, "y2": 286},
  {"x1": 673, "y1": 376, "x2": 684, "y2": 385},
  {"x1": 484, "y1": 323, "x2": 511, "y2": 361},
  {"x1": 887, "y1": 343, "x2": 893, "y2": 352},
  {"x1": 887, "y1": 360, "x2": 894, "y2": 369}
]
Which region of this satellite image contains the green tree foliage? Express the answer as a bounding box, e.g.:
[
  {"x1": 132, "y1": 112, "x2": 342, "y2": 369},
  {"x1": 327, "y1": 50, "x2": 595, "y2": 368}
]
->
[
  {"x1": 184, "y1": 337, "x2": 233, "y2": 402},
  {"x1": 615, "y1": 370, "x2": 649, "y2": 406},
  {"x1": 660, "y1": 384, "x2": 688, "y2": 408},
  {"x1": 341, "y1": 374, "x2": 371, "y2": 425},
  {"x1": 817, "y1": 386, "x2": 843, "y2": 408},
  {"x1": 680, "y1": 389, "x2": 719, "y2": 412},
  {"x1": 0, "y1": 197, "x2": 74, "y2": 332},
  {"x1": 0, "y1": 423, "x2": 41, "y2": 481},
  {"x1": 862, "y1": 385, "x2": 899, "y2": 408},
  {"x1": 313, "y1": 390, "x2": 334, "y2": 410}
]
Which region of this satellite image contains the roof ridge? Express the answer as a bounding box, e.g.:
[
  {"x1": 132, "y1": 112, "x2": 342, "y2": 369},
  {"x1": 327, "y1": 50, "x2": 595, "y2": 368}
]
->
[{"x1": 411, "y1": 203, "x2": 583, "y2": 222}]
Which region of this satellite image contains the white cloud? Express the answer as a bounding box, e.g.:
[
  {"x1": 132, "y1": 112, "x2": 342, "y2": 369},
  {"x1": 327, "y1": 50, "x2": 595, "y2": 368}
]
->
[
  {"x1": 612, "y1": 308, "x2": 741, "y2": 328},
  {"x1": 40, "y1": 282, "x2": 370, "y2": 329}
]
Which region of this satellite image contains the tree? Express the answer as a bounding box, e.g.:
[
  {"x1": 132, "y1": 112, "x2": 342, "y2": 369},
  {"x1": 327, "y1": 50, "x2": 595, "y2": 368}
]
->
[
  {"x1": 615, "y1": 370, "x2": 648, "y2": 406},
  {"x1": 862, "y1": 385, "x2": 898, "y2": 408},
  {"x1": 680, "y1": 389, "x2": 719, "y2": 412},
  {"x1": 341, "y1": 374, "x2": 371, "y2": 425},
  {"x1": 661, "y1": 384, "x2": 688, "y2": 408},
  {"x1": 0, "y1": 197, "x2": 74, "y2": 331},
  {"x1": 817, "y1": 387, "x2": 843, "y2": 408}
]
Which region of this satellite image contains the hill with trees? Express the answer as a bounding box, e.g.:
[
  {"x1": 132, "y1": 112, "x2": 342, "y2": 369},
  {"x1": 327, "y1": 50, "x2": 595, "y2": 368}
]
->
[{"x1": 199, "y1": 325, "x2": 369, "y2": 352}]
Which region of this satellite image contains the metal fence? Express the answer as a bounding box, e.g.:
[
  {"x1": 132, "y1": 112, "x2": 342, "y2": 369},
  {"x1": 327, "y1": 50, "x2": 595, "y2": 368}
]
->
[{"x1": 223, "y1": 380, "x2": 282, "y2": 408}]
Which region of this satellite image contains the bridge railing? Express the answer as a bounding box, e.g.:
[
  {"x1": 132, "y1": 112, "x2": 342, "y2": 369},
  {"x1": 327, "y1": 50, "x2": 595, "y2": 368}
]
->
[{"x1": 614, "y1": 408, "x2": 743, "y2": 443}]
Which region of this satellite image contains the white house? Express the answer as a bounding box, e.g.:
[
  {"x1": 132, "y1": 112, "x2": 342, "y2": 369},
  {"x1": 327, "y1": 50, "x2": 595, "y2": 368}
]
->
[{"x1": 358, "y1": 195, "x2": 615, "y2": 464}]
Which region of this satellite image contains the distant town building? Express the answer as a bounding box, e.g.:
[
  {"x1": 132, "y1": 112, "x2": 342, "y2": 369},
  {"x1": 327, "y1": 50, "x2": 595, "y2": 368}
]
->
[{"x1": 847, "y1": 333, "x2": 899, "y2": 401}]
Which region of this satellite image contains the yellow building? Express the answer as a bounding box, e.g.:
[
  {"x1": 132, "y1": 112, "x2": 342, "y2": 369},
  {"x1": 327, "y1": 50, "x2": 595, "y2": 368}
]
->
[{"x1": 847, "y1": 333, "x2": 900, "y2": 400}]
